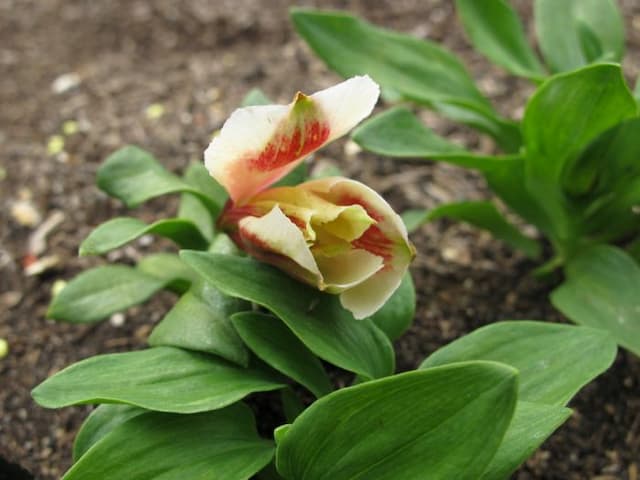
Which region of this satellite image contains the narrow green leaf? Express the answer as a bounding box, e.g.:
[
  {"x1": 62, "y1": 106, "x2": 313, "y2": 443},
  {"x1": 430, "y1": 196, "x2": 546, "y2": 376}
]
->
[
  {"x1": 421, "y1": 321, "x2": 617, "y2": 405},
  {"x1": 480, "y1": 402, "x2": 572, "y2": 480},
  {"x1": 524, "y1": 64, "x2": 636, "y2": 182},
  {"x1": 368, "y1": 272, "x2": 415, "y2": 340},
  {"x1": 290, "y1": 8, "x2": 518, "y2": 148},
  {"x1": 232, "y1": 312, "x2": 332, "y2": 398},
  {"x1": 79, "y1": 217, "x2": 208, "y2": 256},
  {"x1": 64, "y1": 403, "x2": 274, "y2": 480},
  {"x1": 137, "y1": 253, "x2": 198, "y2": 293},
  {"x1": 353, "y1": 108, "x2": 515, "y2": 170},
  {"x1": 48, "y1": 266, "x2": 165, "y2": 323},
  {"x1": 149, "y1": 282, "x2": 250, "y2": 367},
  {"x1": 456, "y1": 0, "x2": 544, "y2": 79},
  {"x1": 32, "y1": 347, "x2": 284, "y2": 413},
  {"x1": 562, "y1": 118, "x2": 640, "y2": 242},
  {"x1": 404, "y1": 201, "x2": 541, "y2": 259},
  {"x1": 522, "y1": 64, "x2": 636, "y2": 242},
  {"x1": 535, "y1": 0, "x2": 624, "y2": 72},
  {"x1": 180, "y1": 252, "x2": 394, "y2": 379},
  {"x1": 276, "y1": 361, "x2": 518, "y2": 480},
  {"x1": 178, "y1": 162, "x2": 226, "y2": 241},
  {"x1": 97, "y1": 146, "x2": 217, "y2": 212},
  {"x1": 73, "y1": 404, "x2": 145, "y2": 461},
  {"x1": 551, "y1": 245, "x2": 640, "y2": 356}
]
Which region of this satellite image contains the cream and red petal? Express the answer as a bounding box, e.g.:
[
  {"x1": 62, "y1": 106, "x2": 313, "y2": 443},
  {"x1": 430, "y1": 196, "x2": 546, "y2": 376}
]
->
[
  {"x1": 204, "y1": 76, "x2": 379, "y2": 204},
  {"x1": 339, "y1": 269, "x2": 405, "y2": 320},
  {"x1": 315, "y1": 249, "x2": 384, "y2": 295},
  {"x1": 302, "y1": 177, "x2": 415, "y2": 268},
  {"x1": 237, "y1": 206, "x2": 322, "y2": 287}
]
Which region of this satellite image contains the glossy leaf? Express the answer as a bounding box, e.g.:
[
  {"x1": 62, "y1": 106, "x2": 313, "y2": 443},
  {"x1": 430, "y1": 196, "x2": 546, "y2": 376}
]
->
[
  {"x1": 97, "y1": 146, "x2": 217, "y2": 212},
  {"x1": 562, "y1": 118, "x2": 640, "y2": 241},
  {"x1": 32, "y1": 347, "x2": 284, "y2": 413},
  {"x1": 178, "y1": 162, "x2": 226, "y2": 240},
  {"x1": 137, "y1": 253, "x2": 198, "y2": 293},
  {"x1": 535, "y1": 0, "x2": 624, "y2": 72},
  {"x1": 524, "y1": 64, "x2": 636, "y2": 182},
  {"x1": 368, "y1": 272, "x2": 415, "y2": 340},
  {"x1": 232, "y1": 312, "x2": 332, "y2": 398},
  {"x1": 79, "y1": 217, "x2": 208, "y2": 256},
  {"x1": 481, "y1": 401, "x2": 571, "y2": 480},
  {"x1": 149, "y1": 282, "x2": 250, "y2": 366},
  {"x1": 276, "y1": 361, "x2": 518, "y2": 480},
  {"x1": 405, "y1": 201, "x2": 541, "y2": 259},
  {"x1": 551, "y1": 245, "x2": 640, "y2": 356},
  {"x1": 456, "y1": 0, "x2": 544, "y2": 79},
  {"x1": 522, "y1": 64, "x2": 636, "y2": 241},
  {"x1": 421, "y1": 321, "x2": 616, "y2": 405},
  {"x1": 180, "y1": 252, "x2": 394, "y2": 379},
  {"x1": 64, "y1": 403, "x2": 274, "y2": 480},
  {"x1": 48, "y1": 266, "x2": 165, "y2": 323},
  {"x1": 73, "y1": 404, "x2": 145, "y2": 461},
  {"x1": 353, "y1": 107, "x2": 516, "y2": 170},
  {"x1": 291, "y1": 9, "x2": 519, "y2": 149}
]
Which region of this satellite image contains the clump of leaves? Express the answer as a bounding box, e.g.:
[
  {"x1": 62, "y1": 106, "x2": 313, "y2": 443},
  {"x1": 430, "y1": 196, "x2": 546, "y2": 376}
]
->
[
  {"x1": 292, "y1": 1, "x2": 640, "y2": 356},
  {"x1": 33, "y1": 85, "x2": 616, "y2": 479}
]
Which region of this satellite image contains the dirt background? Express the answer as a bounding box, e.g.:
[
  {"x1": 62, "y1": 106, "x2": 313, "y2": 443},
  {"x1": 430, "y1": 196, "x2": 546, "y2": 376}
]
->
[{"x1": 1, "y1": 0, "x2": 639, "y2": 479}]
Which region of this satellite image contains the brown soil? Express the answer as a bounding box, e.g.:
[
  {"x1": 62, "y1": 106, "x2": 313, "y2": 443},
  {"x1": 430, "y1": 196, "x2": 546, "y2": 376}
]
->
[{"x1": 1, "y1": 1, "x2": 639, "y2": 479}]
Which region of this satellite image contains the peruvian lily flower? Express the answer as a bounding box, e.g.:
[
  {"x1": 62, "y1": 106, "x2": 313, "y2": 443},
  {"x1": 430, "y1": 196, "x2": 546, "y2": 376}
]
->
[{"x1": 205, "y1": 76, "x2": 415, "y2": 319}]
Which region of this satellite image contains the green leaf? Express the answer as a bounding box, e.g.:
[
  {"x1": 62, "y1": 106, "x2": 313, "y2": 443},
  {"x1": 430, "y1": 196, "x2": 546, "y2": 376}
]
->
[
  {"x1": 456, "y1": 0, "x2": 544, "y2": 79},
  {"x1": 352, "y1": 107, "x2": 465, "y2": 158},
  {"x1": 180, "y1": 252, "x2": 394, "y2": 380},
  {"x1": 79, "y1": 217, "x2": 208, "y2": 256},
  {"x1": 561, "y1": 118, "x2": 640, "y2": 242},
  {"x1": 524, "y1": 64, "x2": 636, "y2": 182},
  {"x1": 73, "y1": 404, "x2": 145, "y2": 461},
  {"x1": 280, "y1": 388, "x2": 305, "y2": 423},
  {"x1": 522, "y1": 64, "x2": 636, "y2": 242},
  {"x1": 551, "y1": 245, "x2": 640, "y2": 356},
  {"x1": 97, "y1": 146, "x2": 218, "y2": 212},
  {"x1": 421, "y1": 320, "x2": 617, "y2": 405},
  {"x1": 276, "y1": 361, "x2": 518, "y2": 480},
  {"x1": 480, "y1": 401, "x2": 571, "y2": 480},
  {"x1": 48, "y1": 266, "x2": 165, "y2": 323},
  {"x1": 290, "y1": 8, "x2": 518, "y2": 149},
  {"x1": 232, "y1": 312, "x2": 332, "y2": 398},
  {"x1": 149, "y1": 282, "x2": 250, "y2": 367},
  {"x1": 63, "y1": 403, "x2": 274, "y2": 480},
  {"x1": 137, "y1": 253, "x2": 198, "y2": 293},
  {"x1": 535, "y1": 0, "x2": 624, "y2": 73},
  {"x1": 32, "y1": 346, "x2": 284, "y2": 413},
  {"x1": 405, "y1": 201, "x2": 541, "y2": 259},
  {"x1": 178, "y1": 162, "x2": 226, "y2": 240},
  {"x1": 368, "y1": 272, "x2": 415, "y2": 340}
]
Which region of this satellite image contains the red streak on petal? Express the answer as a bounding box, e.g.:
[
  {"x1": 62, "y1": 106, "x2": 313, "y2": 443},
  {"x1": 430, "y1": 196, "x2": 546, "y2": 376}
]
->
[
  {"x1": 352, "y1": 225, "x2": 394, "y2": 263},
  {"x1": 249, "y1": 120, "x2": 330, "y2": 172},
  {"x1": 336, "y1": 194, "x2": 384, "y2": 222}
]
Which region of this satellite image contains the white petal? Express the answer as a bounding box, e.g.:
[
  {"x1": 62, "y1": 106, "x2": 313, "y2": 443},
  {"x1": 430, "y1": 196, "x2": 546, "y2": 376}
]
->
[
  {"x1": 315, "y1": 249, "x2": 384, "y2": 293},
  {"x1": 238, "y1": 205, "x2": 321, "y2": 280},
  {"x1": 340, "y1": 269, "x2": 403, "y2": 320},
  {"x1": 311, "y1": 75, "x2": 380, "y2": 143}
]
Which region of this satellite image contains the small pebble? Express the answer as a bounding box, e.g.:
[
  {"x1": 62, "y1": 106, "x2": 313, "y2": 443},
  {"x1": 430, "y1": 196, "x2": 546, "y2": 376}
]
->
[
  {"x1": 51, "y1": 279, "x2": 67, "y2": 297},
  {"x1": 109, "y1": 313, "x2": 126, "y2": 327},
  {"x1": 145, "y1": 103, "x2": 165, "y2": 120},
  {"x1": 47, "y1": 135, "x2": 65, "y2": 156},
  {"x1": 0, "y1": 338, "x2": 8, "y2": 359},
  {"x1": 10, "y1": 199, "x2": 41, "y2": 227},
  {"x1": 51, "y1": 72, "x2": 81, "y2": 94}
]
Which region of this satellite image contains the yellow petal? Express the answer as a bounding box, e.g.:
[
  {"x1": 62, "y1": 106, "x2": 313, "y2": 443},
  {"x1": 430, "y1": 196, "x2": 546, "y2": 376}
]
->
[{"x1": 340, "y1": 269, "x2": 404, "y2": 320}]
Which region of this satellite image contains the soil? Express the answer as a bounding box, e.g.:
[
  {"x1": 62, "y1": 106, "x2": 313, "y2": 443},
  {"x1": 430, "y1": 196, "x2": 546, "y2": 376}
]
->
[{"x1": 1, "y1": 1, "x2": 639, "y2": 479}]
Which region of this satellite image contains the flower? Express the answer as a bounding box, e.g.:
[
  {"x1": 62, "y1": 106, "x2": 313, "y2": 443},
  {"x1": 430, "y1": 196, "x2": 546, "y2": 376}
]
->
[{"x1": 205, "y1": 76, "x2": 415, "y2": 319}]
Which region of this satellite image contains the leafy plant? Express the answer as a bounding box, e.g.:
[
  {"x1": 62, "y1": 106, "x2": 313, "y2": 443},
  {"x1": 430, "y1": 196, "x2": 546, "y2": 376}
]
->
[
  {"x1": 292, "y1": 3, "x2": 640, "y2": 355},
  {"x1": 34, "y1": 81, "x2": 616, "y2": 479}
]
